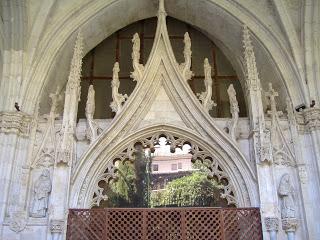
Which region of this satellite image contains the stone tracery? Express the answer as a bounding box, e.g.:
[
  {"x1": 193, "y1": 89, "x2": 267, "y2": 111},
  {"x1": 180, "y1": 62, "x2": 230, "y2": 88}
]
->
[{"x1": 90, "y1": 132, "x2": 237, "y2": 208}]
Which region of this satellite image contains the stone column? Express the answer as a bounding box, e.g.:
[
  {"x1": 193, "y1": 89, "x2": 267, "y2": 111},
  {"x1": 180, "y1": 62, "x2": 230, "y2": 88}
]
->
[
  {"x1": 242, "y1": 26, "x2": 278, "y2": 236},
  {"x1": 48, "y1": 32, "x2": 83, "y2": 240},
  {"x1": 264, "y1": 217, "x2": 279, "y2": 240}
]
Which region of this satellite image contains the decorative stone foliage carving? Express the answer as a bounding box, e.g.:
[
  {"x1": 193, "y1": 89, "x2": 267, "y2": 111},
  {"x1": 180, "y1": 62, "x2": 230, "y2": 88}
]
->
[
  {"x1": 267, "y1": 83, "x2": 295, "y2": 166},
  {"x1": 0, "y1": 111, "x2": 32, "y2": 137},
  {"x1": 303, "y1": 108, "x2": 320, "y2": 131},
  {"x1": 282, "y1": 218, "x2": 298, "y2": 232},
  {"x1": 264, "y1": 217, "x2": 279, "y2": 231},
  {"x1": 179, "y1": 32, "x2": 194, "y2": 81},
  {"x1": 90, "y1": 132, "x2": 237, "y2": 207},
  {"x1": 197, "y1": 58, "x2": 216, "y2": 112},
  {"x1": 9, "y1": 211, "x2": 27, "y2": 233},
  {"x1": 130, "y1": 33, "x2": 144, "y2": 82},
  {"x1": 85, "y1": 85, "x2": 100, "y2": 143},
  {"x1": 227, "y1": 84, "x2": 239, "y2": 141},
  {"x1": 110, "y1": 62, "x2": 128, "y2": 114},
  {"x1": 242, "y1": 25, "x2": 260, "y2": 91},
  {"x1": 278, "y1": 174, "x2": 296, "y2": 219},
  {"x1": 30, "y1": 169, "x2": 52, "y2": 218}
]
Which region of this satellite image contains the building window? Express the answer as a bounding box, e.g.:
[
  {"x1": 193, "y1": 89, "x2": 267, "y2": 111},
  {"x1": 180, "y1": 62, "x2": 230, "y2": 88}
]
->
[
  {"x1": 152, "y1": 164, "x2": 159, "y2": 172},
  {"x1": 178, "y1": 162, "x2": 182, "y2": 169},
  {"x1": 171, "y1": 164, "x2": 177, "y2": 171}
]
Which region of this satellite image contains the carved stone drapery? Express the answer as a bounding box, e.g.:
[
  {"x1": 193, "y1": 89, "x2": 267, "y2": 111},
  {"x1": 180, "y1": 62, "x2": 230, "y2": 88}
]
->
[
  {"x1": 227, "y1": 84, "x2": 239, "y2": 141},
  {"x1": 85, "y1": 85, "x2": 100, "y2": 143},
  {"x1": 197, "y1": 58, "x2": 216, "y2": 112},
  {"x1": 29, "y1": 169, "x2": 52, "y2": 218},
  {"x1": 278, "y1": 174, "x2": 296, "y2": 219},
  {"x1": 90, "y1": 132, "x2": 237, "y2": 208},
  {"x1": 179, "y1": 32, "x2": 194, "y2": 81},
  {"x1": 130, "y1": 33, "x2": 144, "y2": 82},
  {"x1": 0, "y1": 111, "x2": 32, "y2": 137},
  {"x1": 110, "y1": 62, "x2": 128, "y2": 114}
]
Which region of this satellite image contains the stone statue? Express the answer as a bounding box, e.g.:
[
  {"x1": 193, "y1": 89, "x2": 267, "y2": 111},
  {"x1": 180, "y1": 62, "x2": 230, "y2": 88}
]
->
[
  {"x1": 110, "y1": 62, "x2": 128, "y2": 114},
  {"x1": 130, "y1": 33, "x2": 144, "y2": 81},
  {"x1": 278, "y1": 174, "x2": 296, "y2": 219},
  {"x1": 179, "y1": 32, "x2": 194, "y2": 81},
  {"x1": 197, "y1": 58, "x2": 216, "y2": 112},
  {"x1": 227, "y1": 84, "x2": 239, "y2": 141},
  {"x1": 85, "y1": 85, "x2": 100, "y2": 143},
  {"x1": 30, "y1": 169, "x2": 52, "y2": 218}
]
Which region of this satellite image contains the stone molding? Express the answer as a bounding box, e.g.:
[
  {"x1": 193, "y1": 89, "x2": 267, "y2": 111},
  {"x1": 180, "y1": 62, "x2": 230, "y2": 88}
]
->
[
  {"x1": 264, "y1": 217, "x2": 279, "y2": 231},
  {"x1": 0, "y1": 111, "x2": 32, "y2": 137}
]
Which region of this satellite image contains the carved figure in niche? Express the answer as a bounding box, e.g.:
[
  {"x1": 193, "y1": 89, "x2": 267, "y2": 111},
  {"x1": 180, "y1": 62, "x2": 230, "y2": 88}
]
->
[
  {"x1": 278, "y1": 174, "x2": 296, "y2": 219},
  {"x1": 227, "y1": 84, "x2": 239, "y2": 141},
  {"x1": 130, "y1": 33, "x2": 144, "y2": 81},
  {"x1": 30, "y1": 169, "x2": 52, "y2": 218},
  {"x1": 197, "y1": 58, "x2": 216, "y2": 112},
  {"x1": 110, "y1": 62, "x2": 128, "y2": 114},
  {"x1": 179, "y1": 32, "x2": 194, "y2": 81},
  {"x1": 85, "y1": 85, "x2": 101, "y2": 143}
]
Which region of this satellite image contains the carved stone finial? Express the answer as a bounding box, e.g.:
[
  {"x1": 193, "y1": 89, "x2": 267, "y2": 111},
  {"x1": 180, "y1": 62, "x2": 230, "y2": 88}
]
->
[
  {"x1": 110, "y1": 62, "x2": 128, "y2": 114},
  {"x1": 85, "y1": 85, "x2": 100, "y2": 143},
  {"x1": 266, "y1": 83, "x2": 283, "y2": 118},
  {"x1": 196, "y1": 58, "x2": 216, "y2": 112},
  {"x1": 242, "y1": 25, "x2": 260, "y2": 91},
  {"x1": 179, "y1": 32, "x2": 194, "y2": 81},
  {"x1": 227, "y1": 84, "x2": 239, "y2": 141},
  {"x1": 130, "y1": 33, "x2": 144, "y2": 82}
]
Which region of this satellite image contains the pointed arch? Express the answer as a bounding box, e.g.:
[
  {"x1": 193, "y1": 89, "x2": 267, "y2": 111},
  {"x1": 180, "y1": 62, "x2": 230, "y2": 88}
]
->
[
  {"x1": 21, "y1": 0, "x2": 307, "y2": 115},
  {"x1": 70, "y1": 124, "x2": 258, "y2": 208}
]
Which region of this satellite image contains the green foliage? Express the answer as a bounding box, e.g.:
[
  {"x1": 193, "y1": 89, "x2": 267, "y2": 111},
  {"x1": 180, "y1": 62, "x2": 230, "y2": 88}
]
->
[{"x1": 151, "y1": 171, "x2": 221, "y2": 207}]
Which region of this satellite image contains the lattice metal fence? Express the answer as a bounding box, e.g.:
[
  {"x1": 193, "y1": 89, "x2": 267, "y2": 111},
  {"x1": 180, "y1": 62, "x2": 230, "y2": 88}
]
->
[{"x1": 66, "y1": 208, "x2": 263, "y2": 240}]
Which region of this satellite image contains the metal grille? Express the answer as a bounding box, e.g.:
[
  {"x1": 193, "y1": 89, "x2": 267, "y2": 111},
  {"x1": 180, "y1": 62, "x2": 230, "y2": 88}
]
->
[{"x1": 67, "y1": 208, "x2": 262, "y2": 240}]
